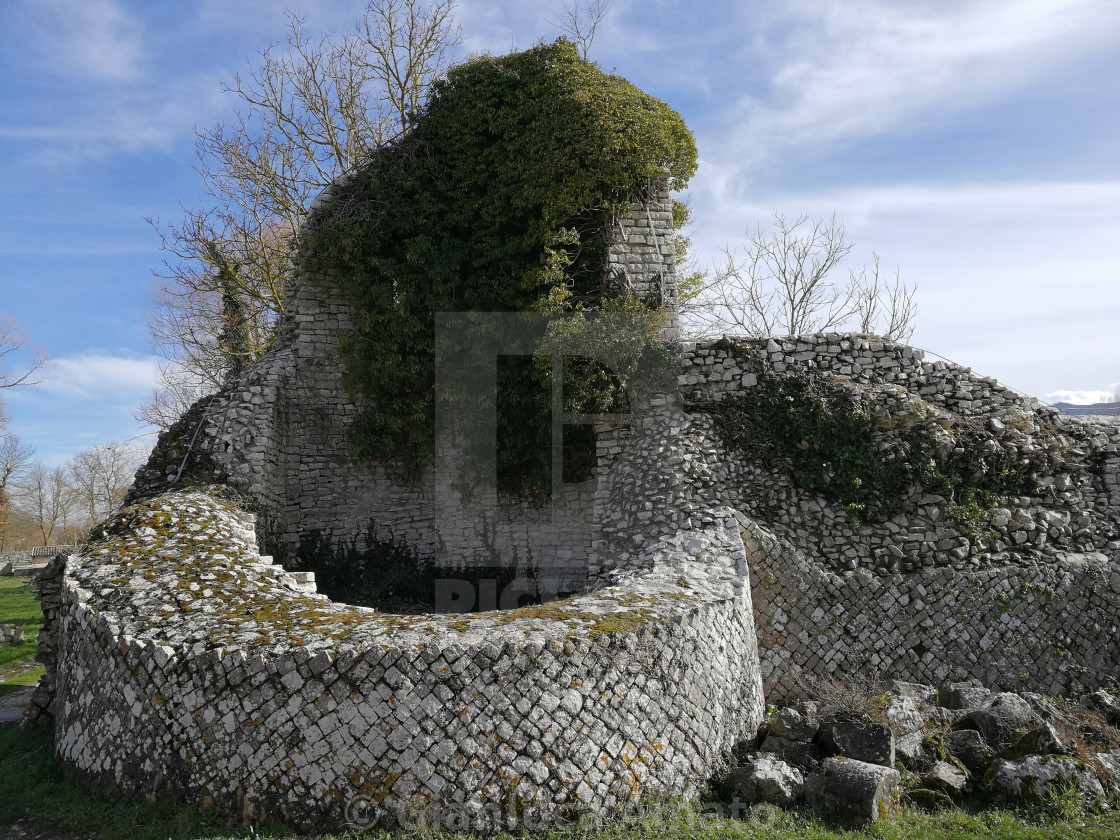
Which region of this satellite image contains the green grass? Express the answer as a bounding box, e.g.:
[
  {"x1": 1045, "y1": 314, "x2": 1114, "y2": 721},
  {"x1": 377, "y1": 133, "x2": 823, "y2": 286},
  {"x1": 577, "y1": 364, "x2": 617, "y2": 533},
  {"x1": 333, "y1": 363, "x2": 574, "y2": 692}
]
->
[
  {"x1": 2, "y1": 717, "x2": 1119, "y2": 840},
  {"x1": 0, "y1": 576, "x2": 44, "y2": 683}
]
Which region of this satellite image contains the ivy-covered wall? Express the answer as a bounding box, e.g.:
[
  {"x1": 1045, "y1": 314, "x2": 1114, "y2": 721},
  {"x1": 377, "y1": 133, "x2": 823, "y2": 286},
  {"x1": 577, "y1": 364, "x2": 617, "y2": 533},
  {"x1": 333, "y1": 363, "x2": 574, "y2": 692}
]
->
[
  {"x1": 674, "y1": 334, "x2": 1120, "y2": 698},
  {"x1": 126, "y1": 177, "x2": 683, "y2": 597},
  {"x1": 298, "y1": 40, "x2": 693, "y2": 476}
]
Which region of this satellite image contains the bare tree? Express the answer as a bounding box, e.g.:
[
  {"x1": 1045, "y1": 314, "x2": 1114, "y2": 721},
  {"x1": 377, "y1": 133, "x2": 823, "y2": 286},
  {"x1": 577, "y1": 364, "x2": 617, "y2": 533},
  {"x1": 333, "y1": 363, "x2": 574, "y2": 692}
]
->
[
  {"x1": 15, "y1": 462, "x2": 73, "y2": 546},
  {"x1": 68, "y1": 442, "x2": 148, "y2": 527},
  {"x1": 553, "y1": 0, "x2": 616, "y2": 59},
  {"x1": 686, "y1": 212, "x2": 918, "y2": 341},
  {"x1": 0, "y1": 434, "x2": 35, "y2": 551},
  {"x1": 0, "y1": 314, "x2": 50, "y2": 424},
  {"x1": 142, "y1": 0, "x2": 461, "y2": 429},
  {"x1": 850, "y1": 252, "x2": 918, "y2": 343}
]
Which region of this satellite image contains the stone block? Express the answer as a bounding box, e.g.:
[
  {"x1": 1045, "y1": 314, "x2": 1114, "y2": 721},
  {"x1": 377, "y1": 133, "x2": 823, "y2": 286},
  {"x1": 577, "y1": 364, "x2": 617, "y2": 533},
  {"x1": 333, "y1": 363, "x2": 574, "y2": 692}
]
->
[
  {"x1": 984, "y1": 756, "x2": 1104, "y2": 803},
  {"x1": 959, "y1": 693, "x2": 1043, "y2": 751},
  {"x1": 731, "y1": 756, "x2": 804, "y2": 807},
  {"x1": 805, "y1": 757, "x2": 900, "y2": 826},
  {"x1": 818, "y1": 712, "x2": 895, "y2": 767}
]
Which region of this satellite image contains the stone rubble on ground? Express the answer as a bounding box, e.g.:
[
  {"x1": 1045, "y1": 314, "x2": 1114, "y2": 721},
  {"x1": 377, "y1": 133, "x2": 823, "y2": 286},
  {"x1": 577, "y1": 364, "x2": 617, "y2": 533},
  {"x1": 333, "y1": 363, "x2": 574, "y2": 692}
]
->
[
  {"x1": 729, "y1": 679, "x2": 1120, "y2": 824},
  {"x1": 0, "y1": 622, "x2": 24, "y2": 646}
]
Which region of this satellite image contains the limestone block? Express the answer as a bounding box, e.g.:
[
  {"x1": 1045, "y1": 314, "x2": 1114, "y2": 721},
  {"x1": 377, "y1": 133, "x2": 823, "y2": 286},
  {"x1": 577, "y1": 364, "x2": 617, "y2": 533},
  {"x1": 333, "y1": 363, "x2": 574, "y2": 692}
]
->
[
  {"x1": 769, "y1": 706, "x2": 818, "y2": 742},
  {"x1": 984, "y1": 755, "x2": 1104, "y2": 802},
  {"x1": 921, "y1": 760, "x2": 967, "y2": 797},
  {"x1": 945, "y1": 729, "x2": 994, "y2": 776},
  {"x1": 731, "y1": 756, "x2": 804, "y2": 807},
  {"x1": 818, "y1": 712, "x2": 895, "y2": 767},
  {"x1": 959, "y1": 693, "x2": 1043, "y2": 751},
  {"x1": 1002, "y1": 723, "x2": 1066, "y2": 760},
  {"x1": 895, "y1": 731, "x2": 932, "y2": 772},
  {"x1": 884, "y1": 696, "x2": 925, "y2": 736},
  {"x1": 805, "y1": 757, "x2": 900, "y2": 826},
  {"x1": 758, "y1": 735, "x2": 826, "y2": 771},
  {"x1": 941, "y1": 682, "x2": 991, "y2": 711}
]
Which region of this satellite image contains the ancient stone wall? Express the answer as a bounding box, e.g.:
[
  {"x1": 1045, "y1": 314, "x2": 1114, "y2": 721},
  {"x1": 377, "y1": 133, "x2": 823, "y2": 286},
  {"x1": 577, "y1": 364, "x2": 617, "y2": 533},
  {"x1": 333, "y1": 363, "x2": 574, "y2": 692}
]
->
[
  {"x1": 33, "y1": 329, "x2": 1120, "y2": 829},
  {"x1": 34, "y1": 487, "x2": 763, "y2": 831},
  {"x1": 602, "y1": 178, "x2": 679, "y2": 340},
  {"x1": 127, "y1": 181, "x2": 681, "y2": 596},
  {"x1": 675, "y1": 334, "x2": 1120, "y2": 699}
]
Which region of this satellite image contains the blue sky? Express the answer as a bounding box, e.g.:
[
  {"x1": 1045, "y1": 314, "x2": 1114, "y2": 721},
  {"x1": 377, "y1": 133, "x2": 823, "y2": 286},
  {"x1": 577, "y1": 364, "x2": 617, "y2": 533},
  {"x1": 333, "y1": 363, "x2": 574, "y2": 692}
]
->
[{"x1": 1, "y1": 0, "x2": 1119, "y2": 466}]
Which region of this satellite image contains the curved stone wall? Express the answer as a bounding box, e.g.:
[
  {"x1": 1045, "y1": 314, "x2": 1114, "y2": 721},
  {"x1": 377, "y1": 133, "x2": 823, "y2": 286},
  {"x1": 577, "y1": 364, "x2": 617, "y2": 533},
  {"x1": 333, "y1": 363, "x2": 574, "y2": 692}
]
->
[
  {"x1": 745, "y1": 523, "x2": 1120, "y2": 699},
  {"x1": 40, "y1": 487, "x2": 764, "y2": 831}
]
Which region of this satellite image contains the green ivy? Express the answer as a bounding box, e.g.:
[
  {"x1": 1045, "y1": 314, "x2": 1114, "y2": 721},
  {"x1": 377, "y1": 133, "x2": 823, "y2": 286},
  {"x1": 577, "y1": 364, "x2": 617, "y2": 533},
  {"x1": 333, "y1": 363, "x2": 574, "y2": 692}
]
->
[
  {"x1": 300, "y1": 40, "x2": 696, "y2": 479},
  {"x1": 703, "y1": 369, "x2": 1036, "y2": 532}
]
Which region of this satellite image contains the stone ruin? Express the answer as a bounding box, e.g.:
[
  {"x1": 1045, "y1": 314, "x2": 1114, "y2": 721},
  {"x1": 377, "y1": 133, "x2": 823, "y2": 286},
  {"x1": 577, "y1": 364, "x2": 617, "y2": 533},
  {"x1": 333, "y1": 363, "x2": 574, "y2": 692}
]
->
[{"x1": 22, "y1": 178, "x2": 1120, "y2": 831}]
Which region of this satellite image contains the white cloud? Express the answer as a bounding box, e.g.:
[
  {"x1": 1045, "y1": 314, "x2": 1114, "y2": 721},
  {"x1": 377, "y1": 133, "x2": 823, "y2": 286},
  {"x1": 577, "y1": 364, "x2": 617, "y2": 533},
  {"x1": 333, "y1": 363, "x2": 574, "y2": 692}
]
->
[
  {"x1": 679, "y1": 176, "x2": 1120, "y2": 401},
  {"x1": 716, "y1": 0, "x2": 1120, "y2": 174},
  {"x1": 37, "y1": 352, "x2": 161, "y2": 400},
  {"x1": 686, "y1": 178, "x2": 1120, "y2": 268},
  {"x1": 24, "y1": 0, "x2": 145, "y2": 82},
  {"x1": 4, "y1": 75, "x2": 229, "y2": 168}
]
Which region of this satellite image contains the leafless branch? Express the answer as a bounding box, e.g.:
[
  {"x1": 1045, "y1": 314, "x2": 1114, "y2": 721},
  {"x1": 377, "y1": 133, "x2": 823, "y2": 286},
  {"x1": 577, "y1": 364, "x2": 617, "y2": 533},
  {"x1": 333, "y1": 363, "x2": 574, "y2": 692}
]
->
[
  {"x1": 146, "y1": 1, "x2": 461, "y2": 430},
  {"x1": 684, "y1": 212, "x2": 918, "y2": 342},
  {"x1": 553, "y1": 0, "x2": 616, "y2": 59},
  {"x1": 0, "y1": 314, "x2": 50, "y2": 416}
]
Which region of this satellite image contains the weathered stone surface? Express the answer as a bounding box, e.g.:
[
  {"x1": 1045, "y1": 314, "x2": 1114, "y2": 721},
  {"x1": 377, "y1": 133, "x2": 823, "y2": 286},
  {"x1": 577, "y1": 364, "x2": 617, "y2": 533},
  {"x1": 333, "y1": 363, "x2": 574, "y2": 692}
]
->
[
  {"x1": 818, "y1": 712, "x2": 895, "y2": 767},
  {"x1": 31, "y1": 488, "x2": 766, "y2": 830},
  {"x1": 682, "y1": 336, "x2": 1120, "y2": 705},
  {"x1": 805, "y1": 757, "x2": 901, "y2": 826},
  {"x1": 960, "y1": 693, "x2": 1044, "y2": 751},
  {"x1": 1020, "y1": 692, "x2": 1061, "y2": 721},
  {"x1": 887, "y1": 680, "x2": 938, "y2": 706},
  {"x1": 946, "y1": 729, "x2": 995, "y2": 776},
  {"x1": 921, "y1": 760, "x2": 967, "y2": 797},
  {"x1": 1002, "y1": 723, "x2": 1066, "y2": 760},
  {"x1": 1087, "y1": 691, "x2": 1120, "y2": 726},
  {"x1": 758, "y1": 735, "x2": 827, "y2": 771},
  {"x1": 984, "y1": 756, "x2": 1105, "y2": 802},
  {"x1": 925, "y1": 706, "x2": 960, "y2": 728},
  {"x1": 731, "y1": 756, "x2": 804, "y2": 807},
  {"x1": 1095, "y1": 750, "x2": 1120, "y2": 785},
  {"x1": 769, "y1": 706, "x2": 818, "y2": 742},
  {"x1": 895, "y1": 731, "x2": 932, "y2": 772},
  {"x1": 942, "y1": 682, "x2": 991, "y2": 711},
  {"x1": 884, "y1": 696, "x2": 925, "y2": 735}
]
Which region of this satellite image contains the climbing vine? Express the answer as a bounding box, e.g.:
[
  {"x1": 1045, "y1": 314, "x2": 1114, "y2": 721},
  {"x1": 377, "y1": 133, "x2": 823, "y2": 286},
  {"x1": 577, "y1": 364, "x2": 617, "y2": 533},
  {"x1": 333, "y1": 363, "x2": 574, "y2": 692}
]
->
[
  {"x1": 703, "y1": 369, "x2": 1037, "y2": 532},
  {"x1": 299, "y1": 40, "x2": 696, "y2": 483}
]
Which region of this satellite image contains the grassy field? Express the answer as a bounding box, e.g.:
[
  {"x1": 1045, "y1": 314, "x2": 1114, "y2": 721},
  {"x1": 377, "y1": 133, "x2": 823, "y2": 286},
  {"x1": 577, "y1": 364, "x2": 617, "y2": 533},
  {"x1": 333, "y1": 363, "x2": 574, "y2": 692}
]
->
[
  {"x1": 0, "y1": 575, "x2": 45, "y2": 686},
  {"x1": 2, "y1": 715, "x2": 1119, "y2": 840}
]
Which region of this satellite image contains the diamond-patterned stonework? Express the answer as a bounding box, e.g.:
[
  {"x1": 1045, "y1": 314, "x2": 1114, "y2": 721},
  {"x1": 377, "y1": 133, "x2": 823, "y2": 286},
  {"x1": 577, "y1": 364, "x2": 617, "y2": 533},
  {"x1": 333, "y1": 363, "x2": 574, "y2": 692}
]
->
[{"x1": 33, "y1": 488, "x2": 764, "y2": 831}]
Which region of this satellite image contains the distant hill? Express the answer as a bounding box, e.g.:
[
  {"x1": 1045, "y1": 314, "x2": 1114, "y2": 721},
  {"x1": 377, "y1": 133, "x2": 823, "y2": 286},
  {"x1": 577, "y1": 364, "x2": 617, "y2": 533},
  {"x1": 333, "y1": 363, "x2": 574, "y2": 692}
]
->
[{"x1": 1053, "y1": 400, "x2": 1120, "y2": 416}]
